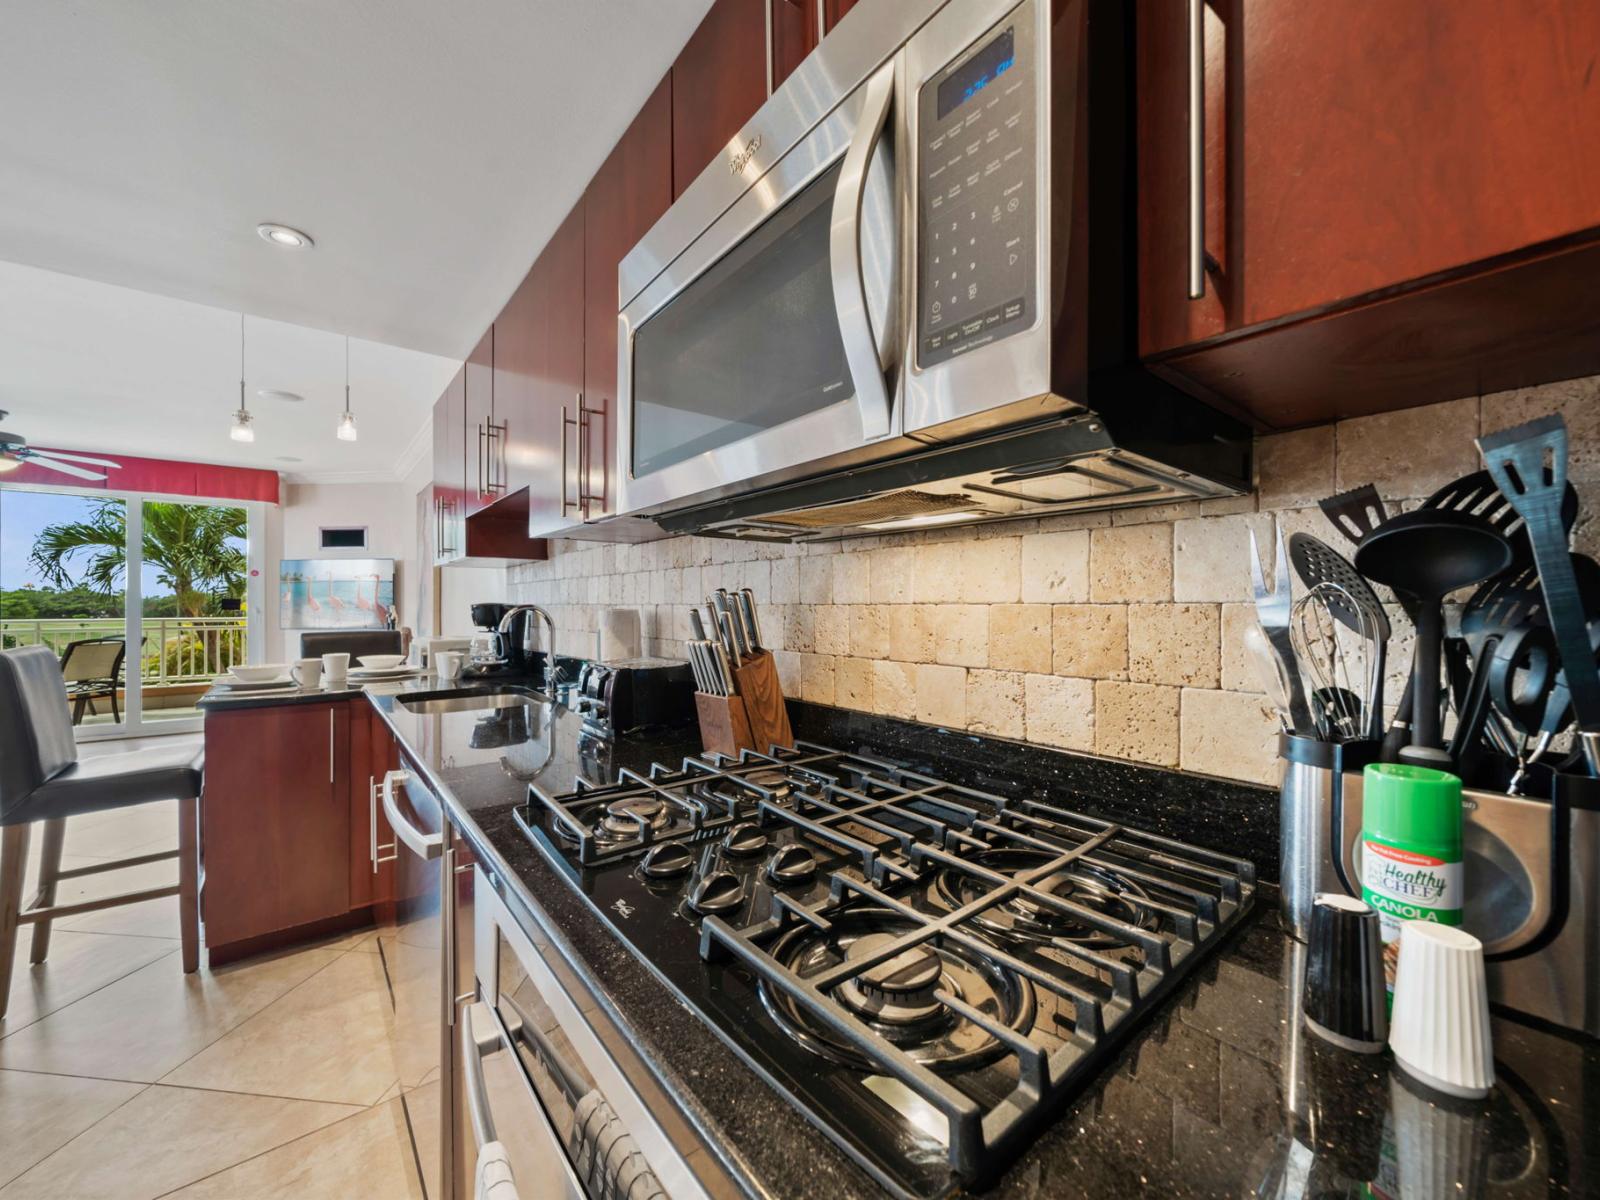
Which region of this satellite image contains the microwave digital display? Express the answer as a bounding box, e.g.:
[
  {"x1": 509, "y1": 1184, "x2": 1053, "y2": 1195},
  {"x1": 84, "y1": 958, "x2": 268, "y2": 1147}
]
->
[{"x1": 937, "y1": 26, "x2": 1014, "y2": 120}]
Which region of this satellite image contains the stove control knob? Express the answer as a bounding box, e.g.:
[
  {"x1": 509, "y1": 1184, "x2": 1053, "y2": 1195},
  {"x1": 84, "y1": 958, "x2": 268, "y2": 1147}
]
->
[
  {"x1": 689, "y1": 871, "x2": 745, "y2": 915},
  {"x1": 766, "y1": 844, "x2": 818, "y2": 885},
  {"x1": 721, "y1": 822, "x2": 769, "y2": 857},
  {"x1": 641, "y1": 842, "x2": 693, "y2": 879}
]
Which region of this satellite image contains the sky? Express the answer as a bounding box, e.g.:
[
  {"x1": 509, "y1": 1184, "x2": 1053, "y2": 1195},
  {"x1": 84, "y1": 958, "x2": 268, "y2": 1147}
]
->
[{"x1": 1, "y1": 488, "x2": 171, "y2": 594}]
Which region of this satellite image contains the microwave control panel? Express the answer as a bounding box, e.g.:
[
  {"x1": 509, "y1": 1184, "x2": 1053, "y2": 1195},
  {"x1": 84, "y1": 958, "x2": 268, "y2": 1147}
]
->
[{"x1": 915, "y1": 11, "x2": 1037, "y2": 369}]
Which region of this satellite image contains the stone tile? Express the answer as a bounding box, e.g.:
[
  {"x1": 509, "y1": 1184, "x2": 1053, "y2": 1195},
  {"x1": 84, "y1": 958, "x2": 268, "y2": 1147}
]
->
[
  {"x1": 1255, "y1": 425, "x2": 1335, "y2": 510},
  {"x1": 1052, "y1": 605, "x2": 1127, "y2": 680},
  {"x1": 848, "y1": 605, "x2": 890, "y2": 659},
  {"x1": 1089, "y1": 524, "x2": 1172, "y2": 602},
  {"x1": 799, "y1": 654, "x2": 837, "y2": 705},
  {"x1": 159, "y1": 950, "x2": 402, "y2": 1106},
  {"x1": 932, "y1": 605, "x2": 989, "y2": 668},
  {"x1": 870, "y1": 660, "x2": 917, "y2": 720},
  {"x1": 868, "y1": 546, "x2": 915, "y2": 604},
  {"x1": 1179, "y1": 688, "x2": 1281, "y2": 786},
  {"x1": 966, "y1": 670, "x2": 1024, "y2": 739},
  {"x1": 0, "y1": 931, "x2": 177, "y2": 1039},
  {"x1": 798, "y1": 556, "x2": 833, "y2": 603},
  {"x1": 915, "y1": 663, "x2": 967, "y2": 728},
  {"x1": 1334, "y1": 396, "x2": 1479, "y2": 499},
  {"x1": 988, "y1": 604, "x2": 1051, "y2": 672},
  {"x1": 160, "y1": 1097, "x2": 422, "y2": 1200},
  {"x1": 785, "y1": 605, "x2": 816, "y2": 654},
  {"x1": 913, "y1": 538, "x2": 1021, "y2": 603},
  {"x1": 1173, "y1": 512, "x2": 1275, "y2": 603},
  {"x1": 0, "y1": 1069, "x2": 143, "y2": 1188},
  {"x1": 772, "y1": 650, "x2": 801, "y2": 697},
  {"x1": 0, "y1": 946, "x2": 340, "y2": 1083},
  {"x1": 769, "y1": 557, "x2": 799, "y2": 604},
  {"x1": 1480, "y1": 374, "x2": 1600, "y2": 471},
  {"x1": 1095, "y1": 681, "x2": 1181, "y2": 767},
  {"x1": 0, "y1": 1084, "x2": 360, "y2": 1200},
  {"x1": 1128, "y1": 603, "x2": 1219, "y2": 688},
  {"x1": 1219, "y1": 603, "x2": 1261, "y2": 694},
  {"x1": 1024, "y1": 674, "x2": 1094, "y2": 752},
  {"x1": 814, "y1": 605, "x2": 849, "y2": 655},
  {"x1": 836, "y1": 657, "x2": 873, "y2": 710},
  {"x1": 888, "y1": 606, "x2": 935, "y2": 663},
  {"x1": 832, "y1": 553, "x2": 871, "y2": 604},
  {"x1": 1019, "y1": 530, "x2": 1090, "y2": 603}
]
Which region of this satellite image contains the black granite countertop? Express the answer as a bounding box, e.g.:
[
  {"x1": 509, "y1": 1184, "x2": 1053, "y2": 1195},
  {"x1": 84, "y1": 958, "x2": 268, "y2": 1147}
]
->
[{"x1": 208, "y1": 679, "x2": 1599, "y2": 1196}]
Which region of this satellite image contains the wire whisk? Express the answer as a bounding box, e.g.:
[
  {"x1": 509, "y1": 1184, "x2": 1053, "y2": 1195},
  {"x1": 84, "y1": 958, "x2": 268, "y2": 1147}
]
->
[{"x1": 1290, "y1": 580, "x2": 1379, "y2": 742}]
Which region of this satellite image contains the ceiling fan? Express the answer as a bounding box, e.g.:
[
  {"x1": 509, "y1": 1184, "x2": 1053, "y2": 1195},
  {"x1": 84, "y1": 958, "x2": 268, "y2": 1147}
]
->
[{"x1": 0, "y1": 412, "x2": 121, "y2": 481}]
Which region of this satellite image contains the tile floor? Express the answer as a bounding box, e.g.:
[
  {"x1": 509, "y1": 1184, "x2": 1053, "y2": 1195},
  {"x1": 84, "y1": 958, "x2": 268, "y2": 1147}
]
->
[{"x1": 0, "y1": 735, "x2": 426, "y2": 1199}]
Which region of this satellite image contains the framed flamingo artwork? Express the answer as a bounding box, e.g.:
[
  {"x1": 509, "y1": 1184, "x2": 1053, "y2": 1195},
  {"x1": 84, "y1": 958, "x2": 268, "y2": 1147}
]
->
[{"x1": 278, "y1": 558, "x2": 396, "y2": 630}]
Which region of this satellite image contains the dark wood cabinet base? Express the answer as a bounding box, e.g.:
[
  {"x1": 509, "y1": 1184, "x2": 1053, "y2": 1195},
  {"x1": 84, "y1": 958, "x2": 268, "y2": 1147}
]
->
[{"x1": 205, "y1": 904, "x2": 391, "y2": 969}]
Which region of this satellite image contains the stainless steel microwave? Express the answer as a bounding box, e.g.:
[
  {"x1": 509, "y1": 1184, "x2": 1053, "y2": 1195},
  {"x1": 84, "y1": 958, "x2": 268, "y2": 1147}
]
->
[{"x1": 616, "y1": 0, "x2": 1250, "y2": 542}]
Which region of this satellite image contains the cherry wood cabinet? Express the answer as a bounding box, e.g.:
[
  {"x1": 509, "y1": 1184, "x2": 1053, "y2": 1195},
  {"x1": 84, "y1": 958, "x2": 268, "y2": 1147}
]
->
[
  {"x1": 671, "y1": 0, "x2": 768, "y2": 198},
  {"x1": 348, "y1": 701, "x2": 398, "y2": 914},
  {"x1": 1138, "y1": 0, "x2": 1600, "y2": 427},
  {"x1": 463, "y1": 327, "x2": 498, "y2": 515},
  {"x1": 771, "y1": 0, "x2": 817, "y2": 91},
  {"x1": 431, "y1": 367, "x2": 466, "y2": 563},
  {"x1": 201, "y1": 703, "x2": 352, "y2": 957},
  {"x1": 581, "y1": 75, "x2": 674, "y2": 526}
]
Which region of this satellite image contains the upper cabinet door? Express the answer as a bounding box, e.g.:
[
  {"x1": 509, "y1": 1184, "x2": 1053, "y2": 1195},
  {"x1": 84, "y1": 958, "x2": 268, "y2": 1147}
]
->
[
  {"x1": 770, "y1": 0, "x2": 817, "y2": 92},
  {"x1": 526, "y1": 202, "x2": 588, "y2": 539},
  {"x1": 1138, "y1": 0, "x2": 1600, "y2": 358},
  {"x1": 494, "y1": 261, "x2": 546, "y2": 511},
  {"x1": 583, "y1": 75, "x2": 673, "y2": 526},
  {"x1": 671, "y1": 0, "x2": 768, "y2": 198},
  {"x1": 431, "y1": 367, "x2": 466, "y2": 564},
  {"x1": 463, "y1": 326, "x2": 498, "y2": 515}
]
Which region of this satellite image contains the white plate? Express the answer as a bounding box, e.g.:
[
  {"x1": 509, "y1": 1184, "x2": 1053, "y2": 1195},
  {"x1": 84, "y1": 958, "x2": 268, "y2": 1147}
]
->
[
  {"x1": 348, "y1": 666, "x2": 422, "y2": 679},
  {"x1": 210, "y1": 683, "x2": 301, "y2": 698},
  {"x1": 216, "y1": 673, "x2": 294, "y2": 689}
]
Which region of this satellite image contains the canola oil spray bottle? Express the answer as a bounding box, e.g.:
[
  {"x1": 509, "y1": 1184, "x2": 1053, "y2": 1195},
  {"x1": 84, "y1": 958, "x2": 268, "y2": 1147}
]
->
[{"x1": 1360, "y1": 762, "x2": 1464, "y2": 1001}]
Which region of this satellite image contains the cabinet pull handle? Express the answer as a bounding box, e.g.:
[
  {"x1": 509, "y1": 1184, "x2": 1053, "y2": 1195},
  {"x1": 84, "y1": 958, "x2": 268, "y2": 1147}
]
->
[
  {"x1": 370, "y1": 777, "x2": 397, "y2": 870},
  {"x1": 764, "y1": 0, "x2": 775, "y2": 96},
  {"x1": 1187, "y1": 0, "x2": 1206, "y2": 300},
  {"x1": 477, "y1": 422, "x2": 486, "y2": 500},
  {"x1": 560, "y1": 397, "x2": 582, "y2": 516},
  {"x1": 816, "y1": 0, "x2": 826, "y2": 38},
  {"x1": 328, "y1": 709, "x2": 334, "y2": 783}
]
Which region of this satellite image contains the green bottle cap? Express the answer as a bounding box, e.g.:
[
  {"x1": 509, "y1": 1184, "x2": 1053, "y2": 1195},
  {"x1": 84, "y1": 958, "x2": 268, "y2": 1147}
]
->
[{"x1": 1363, "y1": 762, "x2": 1462, "y2": 850}]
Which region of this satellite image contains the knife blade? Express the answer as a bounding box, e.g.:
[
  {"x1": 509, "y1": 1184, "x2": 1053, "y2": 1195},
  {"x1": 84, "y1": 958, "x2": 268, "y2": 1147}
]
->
[
  {"x1": 738, "y1": 588, "x2": 762, "y2": 653},
  {"x1": 712, "y1": 641, "x2": 735, "y2": 696},
  {"x1": 719, "y1": 611, "x2": 743, "y2": 666},
  {"x1": 688, "y1": 607, "x2": 707, "y2": 643}
]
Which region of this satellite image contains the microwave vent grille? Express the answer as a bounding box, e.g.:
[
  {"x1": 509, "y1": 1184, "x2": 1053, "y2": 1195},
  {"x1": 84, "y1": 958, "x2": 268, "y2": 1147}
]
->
[{"x1": 760, "y1": 490, "x2": 979, "y2": 529}]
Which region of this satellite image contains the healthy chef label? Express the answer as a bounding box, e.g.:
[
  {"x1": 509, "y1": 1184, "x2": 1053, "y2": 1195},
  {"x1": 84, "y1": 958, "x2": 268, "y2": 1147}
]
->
[{"x1": 1362, "y1": 837, "x2": 1463, "y2": 994}]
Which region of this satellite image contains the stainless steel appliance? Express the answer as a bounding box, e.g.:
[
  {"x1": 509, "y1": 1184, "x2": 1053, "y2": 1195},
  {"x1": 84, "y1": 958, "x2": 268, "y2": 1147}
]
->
[
  {"x1": 616, "y1": 0, "x2": 1250, "y2": 542},
  {"x1": 572, "y1": 657, "x2": 695, "y2": 736},
  {"x1": 514, "y1": 741, "x2": 1255, "y2": 1197}
]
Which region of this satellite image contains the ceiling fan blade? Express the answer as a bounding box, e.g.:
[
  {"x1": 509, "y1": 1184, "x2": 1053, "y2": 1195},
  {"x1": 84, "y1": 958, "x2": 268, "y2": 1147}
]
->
[
  {"x1": 26, "y1": 455, "x2": 108, "y2": 481},
  {"x1": 29, "y1": 449, "x2": 121, "y2": 468}
]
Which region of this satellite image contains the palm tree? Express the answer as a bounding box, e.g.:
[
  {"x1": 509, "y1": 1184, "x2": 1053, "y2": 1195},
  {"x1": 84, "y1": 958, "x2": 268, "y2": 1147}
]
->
[{"x1": 29, "y1": 500, "x2": 246, "y2": 618}]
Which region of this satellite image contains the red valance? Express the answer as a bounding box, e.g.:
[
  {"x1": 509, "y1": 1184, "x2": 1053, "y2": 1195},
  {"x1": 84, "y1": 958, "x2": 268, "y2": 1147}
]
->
[{"x1": 5, "y1": 450, "x2": 279, "y2": 504}]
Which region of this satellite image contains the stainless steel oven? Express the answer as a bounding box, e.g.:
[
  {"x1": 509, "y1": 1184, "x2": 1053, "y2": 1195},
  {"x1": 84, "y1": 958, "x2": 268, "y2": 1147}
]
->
[{"x1": 616, "y1": 0, "x2": 1250, "y2": 540}]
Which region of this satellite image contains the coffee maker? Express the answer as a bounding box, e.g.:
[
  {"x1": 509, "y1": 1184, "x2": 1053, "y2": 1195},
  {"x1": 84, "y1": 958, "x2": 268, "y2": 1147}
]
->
[{"x1": 467, "y1": 602, "x2": 511, "y2": 672}]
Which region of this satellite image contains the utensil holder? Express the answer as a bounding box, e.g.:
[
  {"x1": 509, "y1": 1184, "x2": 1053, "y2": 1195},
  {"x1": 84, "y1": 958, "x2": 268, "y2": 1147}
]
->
[
  {"x1": 1278, "y1": 734, "x2": 1379, "y2": 941},
  {"x1": 695, "y1": 691, "x2": 756, "y2": 757}
]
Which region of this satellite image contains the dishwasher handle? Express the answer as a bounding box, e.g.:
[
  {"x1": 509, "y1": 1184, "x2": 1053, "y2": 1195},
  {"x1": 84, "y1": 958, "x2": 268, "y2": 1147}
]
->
[{"x1": 381, "y1": 770, "x2": 443, "y2": 861}]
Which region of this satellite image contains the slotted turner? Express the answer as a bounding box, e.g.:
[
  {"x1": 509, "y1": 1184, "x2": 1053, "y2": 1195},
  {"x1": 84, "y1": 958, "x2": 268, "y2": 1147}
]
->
[{"x1": 1318, "y1": 484, "x2": 1387, "y2": 548}]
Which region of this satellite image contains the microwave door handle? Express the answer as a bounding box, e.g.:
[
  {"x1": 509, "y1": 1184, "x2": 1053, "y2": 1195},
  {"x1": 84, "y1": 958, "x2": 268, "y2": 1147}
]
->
[{"x1": 829, "y1": 60, "x2": 896, "y2": 442}]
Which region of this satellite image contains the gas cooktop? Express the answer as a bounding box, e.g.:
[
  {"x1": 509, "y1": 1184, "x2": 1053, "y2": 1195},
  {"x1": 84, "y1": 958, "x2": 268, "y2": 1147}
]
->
[{"x1": 514, "y1": 742, "x2": 1256, "y2": 1198}]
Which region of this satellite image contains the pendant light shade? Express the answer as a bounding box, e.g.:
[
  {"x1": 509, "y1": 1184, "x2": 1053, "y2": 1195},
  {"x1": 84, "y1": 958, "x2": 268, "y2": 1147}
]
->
[
  {"x1": 230, "y1": 315, "x2": 255, "y2": 442},
  {"x1": 337, "y1": 336, "x2": 358, "y2": 441}
]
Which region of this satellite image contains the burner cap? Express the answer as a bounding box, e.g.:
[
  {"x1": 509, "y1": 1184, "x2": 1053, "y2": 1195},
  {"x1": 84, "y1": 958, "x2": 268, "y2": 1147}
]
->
[
  {"x1": 836, "y1": 934, "x2": 944, "y2": 1025},
  {"x1": 933, "y1": 849, "x2": 1154, "y2": 948},
  {"x1": 600, "y1": 796, "x2": 669, "y2": 838}
]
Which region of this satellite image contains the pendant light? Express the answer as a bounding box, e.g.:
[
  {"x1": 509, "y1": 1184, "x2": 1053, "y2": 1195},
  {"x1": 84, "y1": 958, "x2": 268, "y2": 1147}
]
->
[
  {"x1": 230, "y1": 313, "x2": 254, "y2": 442},
  {"x1": 337, "y1": 336, "x2": 357, "y2": 441}
]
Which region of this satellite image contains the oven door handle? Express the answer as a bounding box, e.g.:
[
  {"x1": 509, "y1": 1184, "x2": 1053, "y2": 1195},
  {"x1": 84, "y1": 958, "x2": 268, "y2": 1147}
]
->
[
  {"x1": 381, "y1": 769, "x2": 443, "y2": 861},
  {"x1": 829, "y1": 59, "x2": 896, "y2": 442},
  {"x1": 461, "y1": 1003, "x2": 525, "y2": 1200}
]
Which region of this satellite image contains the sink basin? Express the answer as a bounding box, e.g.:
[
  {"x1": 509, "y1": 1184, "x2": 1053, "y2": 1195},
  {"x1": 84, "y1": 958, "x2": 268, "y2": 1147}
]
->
[{"x1": 398, "y1": 690, "x2": 537, "y2": 716}]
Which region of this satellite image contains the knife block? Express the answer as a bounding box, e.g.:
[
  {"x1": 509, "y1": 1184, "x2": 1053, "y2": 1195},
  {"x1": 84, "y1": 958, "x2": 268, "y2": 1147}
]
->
[
  {"x1": 731, "y1": 650, "x2": 794, "y2": 752},
  {"x1": 695, "y1": 691, "x2": 755, "y2": 757}
]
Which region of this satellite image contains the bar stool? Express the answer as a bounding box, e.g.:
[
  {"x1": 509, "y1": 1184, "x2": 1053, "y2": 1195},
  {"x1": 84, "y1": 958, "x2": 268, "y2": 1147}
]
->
[{"x1": 0, "y1": 646, "x2": 203, "y2": 1022}]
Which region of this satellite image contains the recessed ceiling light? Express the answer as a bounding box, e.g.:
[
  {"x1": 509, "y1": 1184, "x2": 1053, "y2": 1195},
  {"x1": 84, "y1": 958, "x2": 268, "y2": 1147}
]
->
[
  {"x1": 276, "y1": 455, "x2": 303, "y2": 463},
  {"x1": 257, "y1": 388, "x2": 304, "y2": 403},
  {"x1": 256, "y1": 222, "x2": 314, "y2": 249}
]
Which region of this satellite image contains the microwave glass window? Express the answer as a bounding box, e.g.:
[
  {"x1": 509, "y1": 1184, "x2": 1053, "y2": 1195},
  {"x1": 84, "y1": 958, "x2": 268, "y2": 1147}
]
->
[{"x1": 630, "y1": 162, "x2": 852, "y2": 478}]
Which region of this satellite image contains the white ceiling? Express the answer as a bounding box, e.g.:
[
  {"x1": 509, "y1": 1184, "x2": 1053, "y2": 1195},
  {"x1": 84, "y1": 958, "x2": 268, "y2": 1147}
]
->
[
  {"x1": 0, "y1": 0, "x2": 713, "y2": 359},
  {"x1": 0, "y1": 260, "x2": 460, "y2": 482}
]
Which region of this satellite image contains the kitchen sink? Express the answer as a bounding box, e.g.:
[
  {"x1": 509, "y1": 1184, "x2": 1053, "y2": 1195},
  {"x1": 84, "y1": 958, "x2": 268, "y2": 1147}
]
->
[{"x1": 397, "y1": 690, "x2": 537, "y2": 716}]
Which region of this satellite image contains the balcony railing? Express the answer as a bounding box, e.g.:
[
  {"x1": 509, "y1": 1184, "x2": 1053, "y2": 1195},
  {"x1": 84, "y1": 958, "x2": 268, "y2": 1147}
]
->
[{"x1": 0, "y1": 616, "x2": 248, "y2": 685}]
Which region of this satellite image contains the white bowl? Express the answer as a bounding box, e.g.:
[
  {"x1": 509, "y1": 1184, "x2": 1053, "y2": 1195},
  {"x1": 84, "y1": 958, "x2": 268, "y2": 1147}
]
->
[
  {"x1": 229, "y1": 663, "x2": 289, "y2": 682},
  {"x1": 357, "y1": 655, "x2": 406, "y2": 670}
]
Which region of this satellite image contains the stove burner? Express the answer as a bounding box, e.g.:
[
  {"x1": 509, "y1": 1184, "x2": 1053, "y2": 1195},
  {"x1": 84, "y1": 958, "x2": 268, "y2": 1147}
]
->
[
  {"x1": 599, "y1": 796, "x2": 672, "y2": 839},
  {"x1": 760, "y1": 909, "x2": 1035, "y2": 1071},
  {"x1": 933, "y1": 849, "x2": 1155, "y2": 948}
]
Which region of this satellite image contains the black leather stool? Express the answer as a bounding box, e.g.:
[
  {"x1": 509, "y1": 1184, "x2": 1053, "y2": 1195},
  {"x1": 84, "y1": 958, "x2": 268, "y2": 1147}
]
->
[{"x1": 0, "y1": 646, "x2": 203, "y2": 1021}]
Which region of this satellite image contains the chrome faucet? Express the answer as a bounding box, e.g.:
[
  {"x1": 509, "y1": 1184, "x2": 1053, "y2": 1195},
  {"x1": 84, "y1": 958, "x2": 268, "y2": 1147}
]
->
[{"x1": 498, "y1": 604, "x2": 561, "y2": 685}]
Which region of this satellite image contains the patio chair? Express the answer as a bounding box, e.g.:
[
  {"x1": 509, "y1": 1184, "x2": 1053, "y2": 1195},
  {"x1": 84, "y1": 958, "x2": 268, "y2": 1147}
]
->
[
  {"x1": 0, "y1": 646, "x2": 202, "y2": 1021},
  {"x1": 59, "y1": 636, "x2": 127, "y2": 725}
]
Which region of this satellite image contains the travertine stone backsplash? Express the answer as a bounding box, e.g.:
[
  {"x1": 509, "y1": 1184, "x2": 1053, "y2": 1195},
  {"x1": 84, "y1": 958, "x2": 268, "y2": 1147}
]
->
[{"x1": 507, "y1": 377, "x2": 1600, "y2": 785}]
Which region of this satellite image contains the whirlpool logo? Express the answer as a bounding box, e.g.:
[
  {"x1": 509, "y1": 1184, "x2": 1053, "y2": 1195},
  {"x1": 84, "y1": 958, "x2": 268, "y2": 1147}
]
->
[{"x1": 729, "y1": 134, "x2": 762, "y2": 175}]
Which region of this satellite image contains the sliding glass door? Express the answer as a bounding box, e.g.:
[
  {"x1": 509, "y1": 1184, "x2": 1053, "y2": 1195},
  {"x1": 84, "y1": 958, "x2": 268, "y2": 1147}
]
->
[{"x1": 0, "y1": 483, "x2": 262, "y2": 739}]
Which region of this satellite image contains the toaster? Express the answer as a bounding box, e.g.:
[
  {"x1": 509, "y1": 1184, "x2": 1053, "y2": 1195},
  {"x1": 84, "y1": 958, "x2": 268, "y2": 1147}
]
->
[{"x1": 573, "y1": 657, "x2": 694, "y2": 736}]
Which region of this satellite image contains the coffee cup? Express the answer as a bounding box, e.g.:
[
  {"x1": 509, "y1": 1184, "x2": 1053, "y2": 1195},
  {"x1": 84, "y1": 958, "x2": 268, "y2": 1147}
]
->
[
  {"x1": 321, "y1": 652, "x2": 351, "y2": 683},
  {"x1": 291, "y1": 658, "x2": 323, "y2": 688},
  {"x1": 435, "y1": 650, "x2": 464, "y2": 681}
]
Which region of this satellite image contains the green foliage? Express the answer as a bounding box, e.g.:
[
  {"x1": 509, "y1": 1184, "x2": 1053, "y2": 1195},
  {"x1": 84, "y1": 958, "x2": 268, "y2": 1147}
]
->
[
  {"x1": 0, "y1": 585, "x2": 124, "y2": 620},
  {"x1": 28, "y1": 500, "x2": 246, "y2": 617}
]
